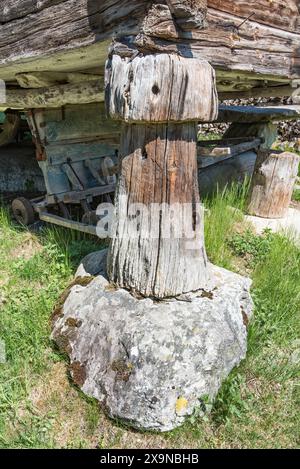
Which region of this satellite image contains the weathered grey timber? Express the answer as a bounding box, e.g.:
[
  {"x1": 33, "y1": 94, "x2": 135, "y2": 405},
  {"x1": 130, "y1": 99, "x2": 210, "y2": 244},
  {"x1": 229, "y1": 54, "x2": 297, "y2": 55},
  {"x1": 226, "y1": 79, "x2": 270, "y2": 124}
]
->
[
  {"x1": 106, "y1": 54, "x2": 217, "y2": 123},
  {"x1": 0, "y1": 80, "x2": 104, "y2": 109},
  {"x1": 106, "y1": 54, "x2": 218, "y2": 298},
  {"x1": 0, "y1": 1, "x2": 300, "y2": 103},
  {"x1": 248, "y1": 151, "x2": 300, "y2": 218},
  {"x1": 52, "y1": 252, "x2": 253, "y2": 432},
  {"x1": 198, "y1": 150, "x2": 257, "y2": 196},
  {"x1": 217, "y1": 105, "x2": 300, "y2": 124},
  {"x1": 223, "y1": 123, "x2": 279, "y2": 150}
]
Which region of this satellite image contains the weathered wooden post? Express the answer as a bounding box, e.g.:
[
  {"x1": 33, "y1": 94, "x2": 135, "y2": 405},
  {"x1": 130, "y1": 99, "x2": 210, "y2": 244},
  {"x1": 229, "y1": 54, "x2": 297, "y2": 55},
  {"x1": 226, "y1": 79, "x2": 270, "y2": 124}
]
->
[
  {"x1": 247, "y1": 150, "x2": 300, "y2": 218},
  {"x1": 105, "y1": 53, "x2": 218, "y2": 298}
]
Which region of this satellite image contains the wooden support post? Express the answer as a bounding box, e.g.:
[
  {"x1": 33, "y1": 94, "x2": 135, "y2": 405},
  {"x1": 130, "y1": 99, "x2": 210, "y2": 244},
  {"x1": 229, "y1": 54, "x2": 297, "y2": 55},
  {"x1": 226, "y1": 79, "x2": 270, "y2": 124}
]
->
[
  {"x1": 105, "y1": 53, "x2": 218, "y2": 298},
  {"x1": 247, "y1": 150, "x2": 300, "y2": 219}
]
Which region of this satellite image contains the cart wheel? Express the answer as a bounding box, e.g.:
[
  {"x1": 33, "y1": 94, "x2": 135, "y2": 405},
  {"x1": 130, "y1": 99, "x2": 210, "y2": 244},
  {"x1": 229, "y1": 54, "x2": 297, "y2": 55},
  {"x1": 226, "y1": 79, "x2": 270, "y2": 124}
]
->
[{"x1": 12, "y1": 197, "x2": 35, "y2": 226}]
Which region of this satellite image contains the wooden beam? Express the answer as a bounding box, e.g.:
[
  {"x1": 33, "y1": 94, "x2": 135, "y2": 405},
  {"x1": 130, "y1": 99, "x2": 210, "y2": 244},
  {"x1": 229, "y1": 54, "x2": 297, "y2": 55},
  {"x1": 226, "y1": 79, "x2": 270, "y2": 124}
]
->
[
  {"x1": 0, "y1": 80, "x2": 104, "y2": 109},
  {"x1": 0, "y1": 1, "x2": 65, "y2": 22},
  {"x1": 0, "y1": 0, "x2": 300, "y2": 84},
  {"x1": 15, "y1": 71, "x2": 102, "y2": 89},
  {"x1": 199, "y1": 150, "x2": 257, "y2": 197},
  {"x1": 223, "y1": 122, "x2": 278, "y2": 149},
  {"x1": 0, "y1": 1, "x2": 148, "y2": 67},
  {"x1": 217, "y1": 105, "x2": 300, "y2": 123},
  {"x1": 198, "y1": 138, "x2": 262, "y2": 161},
  {"x1": 39, "y1": 212, "x2": 98, "y2": 236},
  {"x1": 137, "y1": 5, "x2": 300, "y2": 78}
]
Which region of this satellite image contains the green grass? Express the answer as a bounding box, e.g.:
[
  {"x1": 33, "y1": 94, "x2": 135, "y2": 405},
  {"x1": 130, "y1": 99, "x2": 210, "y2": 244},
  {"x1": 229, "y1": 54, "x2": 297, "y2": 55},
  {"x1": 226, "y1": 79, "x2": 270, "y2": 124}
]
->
[
  {"x1": 0, "y1": 188, "x2": 299, "y2": 449},
  {"x1": 204, "y1": 179, "x2": 251, "y2": 269},
  {"x1": 198, "y1": 131, "x2": 222, "y2": 142},
  {"x1": 293, "y1": 189, "x2": 300, "y2": 202}
]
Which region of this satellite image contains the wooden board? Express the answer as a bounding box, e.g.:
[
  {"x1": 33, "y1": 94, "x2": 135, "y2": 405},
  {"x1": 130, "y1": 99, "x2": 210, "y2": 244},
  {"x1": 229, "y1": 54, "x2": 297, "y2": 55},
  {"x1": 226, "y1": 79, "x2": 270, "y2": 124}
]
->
[
  {"x1": 217, "y1": 105, "x2": 300, "y2": 123},
  {"x1": 0, "y1": 1, "x2": 148, "y2": 65},
  {"x1": 0, "y1": 80, "x2": 104, "y2": 108},
  {"x1": 31, "y1": 103, "x2": 120, "y2": 144},
  {"x1": 199, "y1": 150, "x2": 257, "y2": 196}
]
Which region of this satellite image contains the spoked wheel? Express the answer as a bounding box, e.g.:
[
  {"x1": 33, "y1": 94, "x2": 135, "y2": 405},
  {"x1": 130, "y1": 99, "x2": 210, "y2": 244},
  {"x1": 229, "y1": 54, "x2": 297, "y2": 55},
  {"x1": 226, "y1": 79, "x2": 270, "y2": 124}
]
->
[{"x1": 12, "y1": 197, "x2": 35, "y2": 226}]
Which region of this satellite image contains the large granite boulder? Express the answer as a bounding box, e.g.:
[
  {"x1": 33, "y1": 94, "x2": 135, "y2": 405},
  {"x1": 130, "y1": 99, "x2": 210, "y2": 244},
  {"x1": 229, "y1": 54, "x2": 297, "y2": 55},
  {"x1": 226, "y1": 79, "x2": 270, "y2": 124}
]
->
[{"x1": 51, "y1": 252, "x2": 253, "y2": 432}]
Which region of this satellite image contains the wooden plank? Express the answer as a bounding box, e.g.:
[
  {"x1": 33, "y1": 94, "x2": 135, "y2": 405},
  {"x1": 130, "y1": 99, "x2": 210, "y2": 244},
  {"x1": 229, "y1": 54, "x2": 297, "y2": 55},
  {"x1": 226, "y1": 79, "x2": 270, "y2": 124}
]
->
[
  {"x1": 197, "y1": 138, "x2": 261, "y2": 166},
  {"x1": 223, "y1": 122, "x2": 278, "y2": 149},
  {"x1": 0, "y1": 42, "x2": 110, "y2": 84},
  {"x1": 0, "y1": 0, "x2": 148, "y2": 65},
  {"x1": 30, "y1": 103, "x2": 120, "y2": 143},
  {"x1": 15, "y1": 71, "x2": 102, "y2": 88},
  {"x1": 43, "y1": 142, "x2": 119, "y2": 166},
  {"x1": 39, "y1": 212, "x2": 98, "y2": 235},
  {"x1": 219, "y1": 85, "x2": 295, "y2": 100},
  {"x1": 217, "y1": 105, "x2": 300, "y2": 123},
  {"x1": 199, "y1": 150, "x2": 257, "y2": 196}
]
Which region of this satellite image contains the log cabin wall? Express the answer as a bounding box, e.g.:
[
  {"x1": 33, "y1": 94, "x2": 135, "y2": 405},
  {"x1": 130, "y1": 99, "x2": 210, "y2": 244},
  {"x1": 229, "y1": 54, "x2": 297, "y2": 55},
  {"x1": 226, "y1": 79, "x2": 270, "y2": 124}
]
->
[{"x1": 0, "y1": 1, "x2": 300, "y2": 101}]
